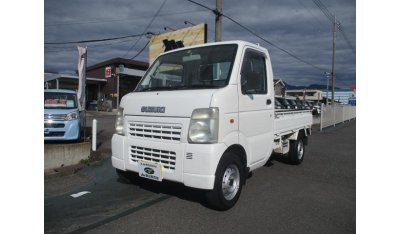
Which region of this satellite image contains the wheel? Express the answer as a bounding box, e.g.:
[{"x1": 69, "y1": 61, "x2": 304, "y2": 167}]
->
[
  {"x1": 205, "y1": 153, "x2": 244, "y2": 211},
  {"x1": 288, "y1": 136, "x2": 305, "y2": 165},
  {"x1": 116, "y1": 169, "x2": 137, "y2": 184}
]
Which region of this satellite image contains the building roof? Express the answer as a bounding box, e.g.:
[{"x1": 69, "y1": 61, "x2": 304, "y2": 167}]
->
[
  {"x1": 273, "y1": 79, "x2": 286, "y2": 87},
  {"x1": 86, "y1": 58, "x2": 149, "y2": 71},
  {"x1": 44, "y1": 73, "x2": 107, "y2": 82}
]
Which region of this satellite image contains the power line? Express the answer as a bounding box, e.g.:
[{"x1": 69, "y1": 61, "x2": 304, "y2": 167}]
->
[
  {"x1": 130, "y1": 40, "x2": 150, "y2": 60},
  {"x1": 312, "y1": 0, "x2": 355, "y2": 54},
  {"x1": 296, "y1": 0, "x2": 326, "y2": 29},
  {"x1": 45, "y1": 38, "x2": 135, "y2": 51},
  {"x1": 223, "y1": 14, "x2": 326, "y2": 71},
  {"x1": 45, "y1": 10, "x2": 208, "y2": 27},
  {"x1": 313, "y1": 0, "x2": 334, "y2": 23},
  {"x1": 44, "y1": 33, "x2": 148, "y2": 45},
  {"x1": 122, "y1": 0, "x2": 167, "y2": 58},
  {"x1": 338, "y1": 24, "x2": 356, "y2": 54},
  {"x1": 187, "y1": 0, "x2": 326, "y2": 72}
]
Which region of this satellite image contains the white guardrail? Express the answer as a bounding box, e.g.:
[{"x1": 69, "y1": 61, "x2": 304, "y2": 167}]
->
[{"x1": 320, "y1": 104, "x2": 356, "y2": 130}]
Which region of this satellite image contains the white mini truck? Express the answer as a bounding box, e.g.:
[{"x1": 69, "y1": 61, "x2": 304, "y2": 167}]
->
[{"x1": 112, "y1": 41, "x2": 312, "y2": 210}]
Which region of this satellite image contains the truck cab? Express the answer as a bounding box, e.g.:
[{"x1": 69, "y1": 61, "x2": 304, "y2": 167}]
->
[
  {"x1": 112, "y1": 41, "x2": 312, "y2": 210},
  {"x1": 44, "y1": 89, "x2": 81, "y2": 141}
]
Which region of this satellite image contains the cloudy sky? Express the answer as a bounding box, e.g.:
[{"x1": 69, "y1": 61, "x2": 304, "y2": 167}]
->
[{"x1": 44, "y1": 0, "x2": 356, "y2": 89}]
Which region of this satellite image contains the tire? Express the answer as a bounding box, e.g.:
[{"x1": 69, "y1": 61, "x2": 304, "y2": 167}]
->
[
  {"x1": 288, "y1": 135, "x2": 305, "y2": 165},
  {"x1": 205, "y1": 153, "x2": 244, "y2": 211}
]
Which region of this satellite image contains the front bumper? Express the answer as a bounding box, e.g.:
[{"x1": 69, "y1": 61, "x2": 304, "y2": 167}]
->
[
  {"x1": 44, "y1": 119, "x2": 80, "y2": 141},
  {"x1": 111, "y1": 134, "x2": 227, "y2": 190}
]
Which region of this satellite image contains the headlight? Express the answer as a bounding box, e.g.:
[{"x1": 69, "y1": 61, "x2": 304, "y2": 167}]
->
[
  {"x1": 115, "y1": 107, "x2": 124, "y2": 135},
  {"x1": 65, "y1": 111, "x2": 79, "y2": 120},
  {"x1": 188, "y1": 108, "x2": 219, "y2": 144}
]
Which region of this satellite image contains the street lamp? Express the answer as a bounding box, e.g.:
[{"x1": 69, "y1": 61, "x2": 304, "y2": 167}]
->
[{"x1": 324, "y1": 72, "x2": 331, "y2": 105}]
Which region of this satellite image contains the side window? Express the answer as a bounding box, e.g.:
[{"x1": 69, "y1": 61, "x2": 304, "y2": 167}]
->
[{"x1": 240, "y1": 50, "x2": 267, "y2": 94}]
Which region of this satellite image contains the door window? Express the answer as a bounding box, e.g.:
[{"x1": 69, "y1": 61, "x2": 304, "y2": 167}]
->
[{"x1": 240, "y1": 50, "x2": 267, "y2": 95}]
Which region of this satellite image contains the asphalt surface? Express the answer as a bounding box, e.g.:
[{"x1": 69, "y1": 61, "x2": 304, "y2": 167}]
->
[{"x1": 44, "y1": 115, "x2": 355, "y2": 234}]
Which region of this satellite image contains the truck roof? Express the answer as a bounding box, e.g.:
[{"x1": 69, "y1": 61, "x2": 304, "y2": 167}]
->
[
  {"x1": 160, "y1": 40, "x2": 269, "y2": 57},
  {"x1": 44, "y1": 89, "x2": 77, "y2": 94}
]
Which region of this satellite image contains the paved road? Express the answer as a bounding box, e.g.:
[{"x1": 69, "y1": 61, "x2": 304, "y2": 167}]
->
[{"x1": 44, "y1": 119, "x2": 355, "y2": 233}]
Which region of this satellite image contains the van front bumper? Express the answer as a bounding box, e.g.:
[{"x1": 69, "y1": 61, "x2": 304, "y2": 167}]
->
[{"x1": 44, "y1": 119, "x2": 80, "y2": 141}]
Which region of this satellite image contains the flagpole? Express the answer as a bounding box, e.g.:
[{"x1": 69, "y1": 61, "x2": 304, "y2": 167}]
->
[
  {"x1": 83, "y1": 48, "x2": 87, "y2": 141},
  {"x1": 77, "y1": 46, "x2": 87, "y2": 142}
]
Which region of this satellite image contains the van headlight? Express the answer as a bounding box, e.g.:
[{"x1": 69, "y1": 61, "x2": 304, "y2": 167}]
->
[
  {"x1": 65, "y1": 111, "x2": 79, "y2": 120},
  {"x1": 115, "y1": 107, "x2": 125, "y2": 135},
  {"x1": 188, "y1": 108, "x2": 219, "y2": 144}
]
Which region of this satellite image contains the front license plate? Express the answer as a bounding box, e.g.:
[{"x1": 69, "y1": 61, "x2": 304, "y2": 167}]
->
[{"x1": 138, "y1": 161, "x2": 163, "y2": 181}]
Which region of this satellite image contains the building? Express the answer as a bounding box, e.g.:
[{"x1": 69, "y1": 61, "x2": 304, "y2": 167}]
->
[
  {"x1": 44, "y1": 73, "x2": 107, "y2": 91},
  {"x1": 322, "y1": 91, "x2": 356, "y2": 105},
  {"x1": 286, "y1": 89, "x2": 323, "y2": 102},
  {"x1": 44, "y1": 58, "x2": 149, "y2": 110},
  {"x1": 274, "y1": 79, "x2": 286, "y2": 96},
  {"x1": 86, "y1": 58, "x2": 149, "y2": 109}
]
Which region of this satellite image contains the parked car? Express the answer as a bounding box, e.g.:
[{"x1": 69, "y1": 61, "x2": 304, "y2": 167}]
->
[
  {"x1": 301, "y1": 101, "x2": 312, "y2": 110},
  {"x1": 286, "y1": 98, "x2": 301, "y2": 110},
  {"x1": 295, "y1": 99, "x2": 307, "y2": 110},
  {"x1": 44, "y1": 89, "x2": 81, "y2": 141},
  {"x1": 305, "y1": 101, "x2": 314, "y2": 110},
  {"x1": 276, "y1": 97, "x2": 294, "y2": 109},
  {"x1": 275, "y1": 98, "x2": 284, "y2": 109},
  {"x1": 312, "y1": 104, "x2": 321, "y2": 115}
]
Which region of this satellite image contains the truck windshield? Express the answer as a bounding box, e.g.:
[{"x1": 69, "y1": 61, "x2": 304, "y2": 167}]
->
[
  {"x1": 44, "y1": 92, "x2": 78, "y2": 109},
  {"x1": 135, "y1": 44, "x2": 238, "y2": 92}
]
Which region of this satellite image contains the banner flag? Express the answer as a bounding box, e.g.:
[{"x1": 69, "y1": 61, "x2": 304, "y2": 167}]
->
[{"x1": 77, "y1": 46, "x2": 87, "y2": 111}]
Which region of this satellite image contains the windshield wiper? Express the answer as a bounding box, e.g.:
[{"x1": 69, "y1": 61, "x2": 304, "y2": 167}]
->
[
  {"x1": 137, "y1": 84, "x2": 220, "y2": 92},
  {"x1": 138, "y1": 86, "x2": 180, "y2": 92}
]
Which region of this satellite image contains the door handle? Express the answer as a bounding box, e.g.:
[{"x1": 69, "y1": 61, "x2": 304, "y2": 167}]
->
[{"x1": 266, "y1": 99, "x2": 272, "y2": 105}]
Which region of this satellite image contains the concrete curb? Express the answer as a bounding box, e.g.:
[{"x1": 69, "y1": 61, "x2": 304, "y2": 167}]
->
[{"x1": 44, "y1": 142, "x2": 91, "y2": 170}]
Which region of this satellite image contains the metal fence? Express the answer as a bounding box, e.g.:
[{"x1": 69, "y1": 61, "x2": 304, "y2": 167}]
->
[{"x1": 320, "y1": 104, "x2": 356, "y2": 130}]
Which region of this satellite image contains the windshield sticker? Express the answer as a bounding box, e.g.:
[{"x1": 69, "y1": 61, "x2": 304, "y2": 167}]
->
[{"x1": 45, "y1": 99, "x2": 67, "y2": 107}]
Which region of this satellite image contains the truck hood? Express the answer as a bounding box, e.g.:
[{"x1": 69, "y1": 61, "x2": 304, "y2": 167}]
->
[
  {"x1": 120, "y1": 89, "x2": 216, "y2": 118},
  {"x1": 44, "y1": 108, "x2": 78, "y2": 116}
]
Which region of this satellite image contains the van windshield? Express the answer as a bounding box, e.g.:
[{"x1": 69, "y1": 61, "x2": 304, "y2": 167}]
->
[
  {"x1": 135, "y1": 44, "x2": 238, "y2": 92},
  {"x1": 44, "y1": 92, "x2": 78, "y2": 109}
]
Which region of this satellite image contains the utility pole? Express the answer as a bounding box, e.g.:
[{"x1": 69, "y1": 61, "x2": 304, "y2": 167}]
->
[
  {"x1": 331, "y1": 15, "x2": 337, "y2": 105},
  {"x1": 215, "y1": 0, "x2": 222, "y2": 42},
  {"x1": 324, "y1": 71, "x2": 330, "y2": 105}
]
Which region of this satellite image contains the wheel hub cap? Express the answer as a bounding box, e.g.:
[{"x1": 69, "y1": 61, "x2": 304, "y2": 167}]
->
[
  {"x1": 297, "y1": 140, "x2": 304, "y2": 160},
  {"x1": 222, "y1": 164, "x2": 240, "y2": 200}
]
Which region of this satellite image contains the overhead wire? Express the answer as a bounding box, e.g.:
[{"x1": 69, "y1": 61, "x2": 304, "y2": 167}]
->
[
  {"x1": 312, "y1": 0, "x2": 356, "y2": 54},
  {"x1": 44, "y1": 33, "x2": 148, "y2": 45},
  {"x1": 187, "y1": 0, "x2": 326, "y2": 72},
  {"x1": 130, "y1": 40, "x2": 150, "y2": 60},
  {"x1": 296, "y1": 0, "x2": 326, "y2": 29},
  {"x1": 44, "y1": 38, "x2": 136, "y2": 53},
  {"x1": 122, "y1": 0, "x2": 167, "y2": 58},
  {"x1": 45, "y1": 9, "x2": 208, "y2": 27},
  {"x1": 312, "y1": 0, "x2": 334, "y2": 22}
]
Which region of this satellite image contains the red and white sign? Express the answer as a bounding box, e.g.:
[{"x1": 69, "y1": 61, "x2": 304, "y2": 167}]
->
[{"x1": 105, "y1": 66, "x2": 112, "y2": 78}]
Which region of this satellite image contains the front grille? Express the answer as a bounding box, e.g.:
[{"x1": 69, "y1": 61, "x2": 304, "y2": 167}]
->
[
  {"x1": 130, "y1": 146, "x2": 176, "y2": 171},
  {"x1": 44, "y1": 123, "x2": 65, "y2": 128},
  {"x1": 44, "y1": 114, "x2": 65, "y2": 121},
  {"x1": 128, "y1": 122, "x2": 182, "y2": 142},
  {"x1": 44, "y1": 131, "x2": 65, "y2": 137}
]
